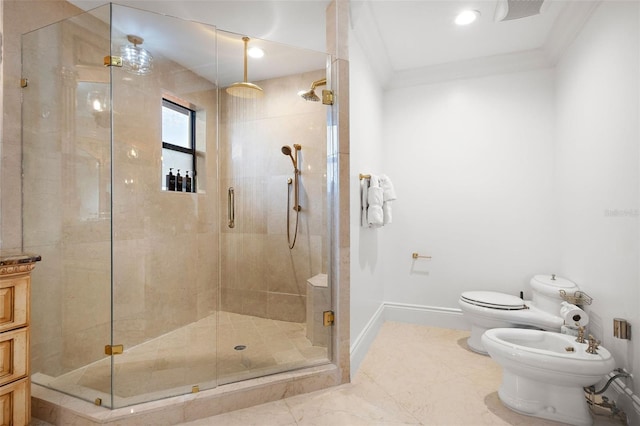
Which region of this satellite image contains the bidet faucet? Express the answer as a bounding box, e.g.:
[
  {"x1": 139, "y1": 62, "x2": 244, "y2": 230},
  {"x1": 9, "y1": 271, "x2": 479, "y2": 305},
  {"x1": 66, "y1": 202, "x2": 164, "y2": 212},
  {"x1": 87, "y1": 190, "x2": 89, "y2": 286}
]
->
[
  {"x1": 576, "y1": 326, "x2": 586, "y2": 344},
  {"x1": 586, "y1": 334, "x2": 600, "y2": 354}
]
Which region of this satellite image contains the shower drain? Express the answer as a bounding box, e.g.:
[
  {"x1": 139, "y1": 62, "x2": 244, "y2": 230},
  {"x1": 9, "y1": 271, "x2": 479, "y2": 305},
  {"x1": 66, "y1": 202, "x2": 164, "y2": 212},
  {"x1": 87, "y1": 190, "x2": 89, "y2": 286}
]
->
[{"x1": 234, "y1": 345, "x2": 247, "y2": 351}]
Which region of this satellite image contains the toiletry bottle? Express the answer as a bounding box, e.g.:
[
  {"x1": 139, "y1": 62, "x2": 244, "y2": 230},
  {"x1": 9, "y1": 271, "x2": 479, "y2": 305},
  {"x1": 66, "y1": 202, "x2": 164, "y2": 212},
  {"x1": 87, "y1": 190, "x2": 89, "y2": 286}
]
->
[
  {"x1": 176, "y1": 169, "x2": 183, "y2": 192},
  {"x1": 167, "y1": 168, "x2": 176, "y2": 191},
  {"x1": 185, "y1": 171, "x2": 192, "y2": 193}
]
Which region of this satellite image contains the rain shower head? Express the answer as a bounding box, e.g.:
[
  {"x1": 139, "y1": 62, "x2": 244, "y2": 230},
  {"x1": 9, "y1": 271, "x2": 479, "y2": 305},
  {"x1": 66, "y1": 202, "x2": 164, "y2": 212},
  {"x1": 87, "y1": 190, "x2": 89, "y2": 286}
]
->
[
  {"x1": 226, "y1": 37, "x2": 264, "y2": 98},
  {"x1": 298, "y1": 78, "x2": 327, "y2": 102}
]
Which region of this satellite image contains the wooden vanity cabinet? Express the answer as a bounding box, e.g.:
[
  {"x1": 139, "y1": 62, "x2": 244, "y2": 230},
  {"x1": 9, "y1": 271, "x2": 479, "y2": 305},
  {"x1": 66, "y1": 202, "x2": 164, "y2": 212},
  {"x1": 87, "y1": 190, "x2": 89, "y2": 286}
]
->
[{"x1": 0, "y1": 254, "x2": 40, "y2": 425}]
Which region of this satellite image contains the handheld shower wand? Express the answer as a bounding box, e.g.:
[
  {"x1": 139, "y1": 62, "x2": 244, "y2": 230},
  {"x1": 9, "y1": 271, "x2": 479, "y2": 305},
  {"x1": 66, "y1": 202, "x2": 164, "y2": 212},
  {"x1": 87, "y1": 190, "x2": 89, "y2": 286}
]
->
[
  {"x1": 281, "y1": 144, "x2": 302, "y2": 248},
  {"x1": 281, "y1": 144, "x2": 301, "y2": 170},
  {"x1": 281, "y1": 144, "x2": 301, "y2": 211},
  {"x1": 281, "y1": 145, "x2": 296, "y2": 168}
]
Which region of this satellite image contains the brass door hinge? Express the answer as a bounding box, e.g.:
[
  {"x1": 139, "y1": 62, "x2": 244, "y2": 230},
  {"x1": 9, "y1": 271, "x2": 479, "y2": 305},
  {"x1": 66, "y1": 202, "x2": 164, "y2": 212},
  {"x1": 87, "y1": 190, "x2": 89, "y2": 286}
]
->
[
  {"x1": 105, "y1": 344, "x2": 124, "y2": 355},
  {"x1": 322, "y1": 89, "x2": 334, "y2": 105},
  {"x1": 20, "y1": 78, "x2": 28, "y2": 88},
  {"x1": 94, "y1": 398, "x2": 102, "y2": 406},
  {"x1": 323, "y1": 310, "x2": 335, "y2": 326},
  {"x1": 104, "y1": 55, "x2": 123, "y2": 67}
]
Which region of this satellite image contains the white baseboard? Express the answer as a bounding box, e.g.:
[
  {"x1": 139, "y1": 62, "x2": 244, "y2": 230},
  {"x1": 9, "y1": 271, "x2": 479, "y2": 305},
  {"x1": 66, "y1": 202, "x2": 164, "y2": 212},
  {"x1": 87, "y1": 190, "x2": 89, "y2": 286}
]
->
[
  {"x1": 349, "y1": 303, "x2": 385, "y2": 379},
  {"x1": 350, "y1": 302, "x2": 468, "y2": 378},
  {"x1": 383, "y1": 302, "x2": 467, "y2": 330}
]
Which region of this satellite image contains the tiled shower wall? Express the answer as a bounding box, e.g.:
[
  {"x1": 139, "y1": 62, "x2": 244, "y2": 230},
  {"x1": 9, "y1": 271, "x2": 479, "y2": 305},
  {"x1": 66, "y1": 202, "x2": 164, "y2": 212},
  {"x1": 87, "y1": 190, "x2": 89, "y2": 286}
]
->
[{"x1": 219, "y1": 69, "x2": 328, "y2": 323}]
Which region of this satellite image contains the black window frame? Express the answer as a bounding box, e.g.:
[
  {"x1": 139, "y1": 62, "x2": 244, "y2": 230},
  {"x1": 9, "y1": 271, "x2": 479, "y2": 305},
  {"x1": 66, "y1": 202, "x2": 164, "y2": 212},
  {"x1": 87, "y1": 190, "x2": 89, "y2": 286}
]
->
[{"x1": 162, "y1": 98, "x2": 197, "y2": 191}]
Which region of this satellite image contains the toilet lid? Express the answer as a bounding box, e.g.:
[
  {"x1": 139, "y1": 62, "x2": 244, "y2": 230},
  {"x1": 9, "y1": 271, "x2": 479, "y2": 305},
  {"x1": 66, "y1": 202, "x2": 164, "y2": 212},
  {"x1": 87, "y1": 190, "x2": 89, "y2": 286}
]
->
[{"x1": 461, "y1": 291, "x2": 527, "y2": 310}]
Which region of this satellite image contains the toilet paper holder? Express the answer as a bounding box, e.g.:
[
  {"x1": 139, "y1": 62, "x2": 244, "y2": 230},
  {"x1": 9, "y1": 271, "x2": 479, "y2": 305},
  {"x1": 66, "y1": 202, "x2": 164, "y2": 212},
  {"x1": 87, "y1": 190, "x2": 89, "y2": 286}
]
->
[{"x1": 614, "y1": 318, "x2": 631, "y2": 340}]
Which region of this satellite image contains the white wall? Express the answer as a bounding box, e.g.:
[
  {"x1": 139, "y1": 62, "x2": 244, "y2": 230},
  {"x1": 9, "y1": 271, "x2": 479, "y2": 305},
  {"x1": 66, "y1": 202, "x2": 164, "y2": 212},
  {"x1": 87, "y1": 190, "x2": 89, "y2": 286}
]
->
[
  {"x1": 348, "y1": 30, "x2": 386, "y2": 371},
  {"x1": 556, "y1": 1, "x2": 639, "y2": 375},
  {"x1": 381, "y1": 70, "x2": 560, "y2": 308}
]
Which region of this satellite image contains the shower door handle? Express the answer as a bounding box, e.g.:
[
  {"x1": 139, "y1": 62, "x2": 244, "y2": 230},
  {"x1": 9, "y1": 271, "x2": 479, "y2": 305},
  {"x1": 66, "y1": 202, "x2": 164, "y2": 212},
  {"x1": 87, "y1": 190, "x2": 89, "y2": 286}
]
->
[{"x1": 228, "y1": 187, "x2": 235, "y2": 228}]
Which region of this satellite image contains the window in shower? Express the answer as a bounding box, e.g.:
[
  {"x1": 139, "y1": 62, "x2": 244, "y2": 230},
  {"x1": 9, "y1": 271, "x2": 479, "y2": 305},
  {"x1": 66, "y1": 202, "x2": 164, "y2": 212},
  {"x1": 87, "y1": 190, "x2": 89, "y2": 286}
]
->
[{"x1": 162, "y1": 98, "x2": 196, "y2": 192}]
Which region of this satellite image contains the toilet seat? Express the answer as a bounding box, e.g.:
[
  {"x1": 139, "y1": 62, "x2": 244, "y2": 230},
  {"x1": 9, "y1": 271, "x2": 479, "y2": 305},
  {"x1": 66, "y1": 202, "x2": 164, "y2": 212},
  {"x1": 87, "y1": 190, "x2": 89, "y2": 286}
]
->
[
  {"x1": 458, "y1": 292, "x2": 565, "y2": 354},
  {"x1": 460, "y1": 291, "x2": 526, "y2": 311}
]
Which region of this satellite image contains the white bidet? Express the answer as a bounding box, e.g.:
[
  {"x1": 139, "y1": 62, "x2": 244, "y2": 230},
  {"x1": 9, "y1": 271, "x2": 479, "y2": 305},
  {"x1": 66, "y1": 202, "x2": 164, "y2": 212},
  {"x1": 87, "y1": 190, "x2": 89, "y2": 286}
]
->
[{"x1": 482, "y1": 328, "x2": 615, "y2": 426}]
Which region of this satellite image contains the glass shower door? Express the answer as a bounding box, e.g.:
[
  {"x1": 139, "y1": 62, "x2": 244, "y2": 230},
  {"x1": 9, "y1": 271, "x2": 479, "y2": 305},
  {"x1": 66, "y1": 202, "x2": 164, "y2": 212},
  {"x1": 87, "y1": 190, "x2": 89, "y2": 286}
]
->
[
  {"x1": 22, "y1": 4, "x2": 114, "y2": 407},
  {"x1": 109, "y1": 5, "x2": 219, "y2": 407},
  {"x1": 217, "y1": 30, "x2": 332, "y2": 385}
]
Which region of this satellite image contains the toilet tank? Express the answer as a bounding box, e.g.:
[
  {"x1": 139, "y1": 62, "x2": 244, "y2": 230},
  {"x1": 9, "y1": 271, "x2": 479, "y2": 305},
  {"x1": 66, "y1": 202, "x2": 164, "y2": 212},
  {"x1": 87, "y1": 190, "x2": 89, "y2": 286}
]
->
[{"x1": 530, "y1": 274, "x2": 579, "y2": 316}]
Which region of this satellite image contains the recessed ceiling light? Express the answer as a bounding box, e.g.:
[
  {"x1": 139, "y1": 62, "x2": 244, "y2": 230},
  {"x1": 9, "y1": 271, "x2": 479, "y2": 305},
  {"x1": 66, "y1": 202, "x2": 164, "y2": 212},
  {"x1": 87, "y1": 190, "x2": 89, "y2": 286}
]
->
[
  {"x1": 248, "y1": 47, "x2": 264, "y2": 58},
  {"x1": 455, "y1": 10, "x2": 480, "y2": 26}
]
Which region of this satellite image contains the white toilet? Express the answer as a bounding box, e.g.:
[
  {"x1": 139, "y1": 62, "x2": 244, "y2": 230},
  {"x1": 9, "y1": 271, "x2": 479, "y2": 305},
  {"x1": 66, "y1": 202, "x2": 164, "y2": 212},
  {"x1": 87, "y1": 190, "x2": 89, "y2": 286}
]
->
[
  {"x1": 482, "y1": 328, "x2": 615, "y2": 426},
  {"x1": 458, "y1": 274, "x2": 579, "y2": 354}
]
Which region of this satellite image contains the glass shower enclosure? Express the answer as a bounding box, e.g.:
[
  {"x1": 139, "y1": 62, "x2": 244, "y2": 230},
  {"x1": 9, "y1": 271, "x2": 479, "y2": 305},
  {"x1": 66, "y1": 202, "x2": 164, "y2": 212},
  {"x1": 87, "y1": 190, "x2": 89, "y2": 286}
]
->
[{"x1": 21, "y1": 4, "x2": 332, "y2": 408}]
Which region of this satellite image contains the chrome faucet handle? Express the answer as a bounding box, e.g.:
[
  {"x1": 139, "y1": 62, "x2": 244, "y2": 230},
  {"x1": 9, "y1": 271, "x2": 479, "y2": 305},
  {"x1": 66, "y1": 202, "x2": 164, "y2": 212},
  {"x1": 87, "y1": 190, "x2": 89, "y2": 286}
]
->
[{"x1": 576, "y1": 325, "x2": 586, "y2": 344}]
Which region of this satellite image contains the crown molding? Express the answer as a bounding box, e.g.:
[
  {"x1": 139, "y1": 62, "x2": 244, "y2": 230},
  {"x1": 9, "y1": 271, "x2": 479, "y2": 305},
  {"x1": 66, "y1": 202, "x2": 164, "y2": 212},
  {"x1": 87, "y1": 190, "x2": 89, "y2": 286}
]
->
[
  {"x1": 351, "y1": 0, "x2": 601, "y2": 91},
  {"x1": 387, "y1": 48, "x2": 553, "y2": 90},
  {"x1": 543, "y1": 0, "x2": 601, "y2": 64}
]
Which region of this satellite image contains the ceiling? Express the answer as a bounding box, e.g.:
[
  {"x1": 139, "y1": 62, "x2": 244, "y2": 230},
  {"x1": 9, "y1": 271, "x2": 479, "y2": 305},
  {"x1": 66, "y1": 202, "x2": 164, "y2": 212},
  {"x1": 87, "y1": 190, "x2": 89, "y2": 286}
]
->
[
  {"x1": 351, "y1": 0, "x2": 599, "y2": 88},
  {"x1": 358, "y1": 0, "x2": 567, "y2": 71},
  {"x1": 67, "y1": 0, "x2": 599, "y2": 88},
  {"x1": 68, "y1": 0, "x2": 330, "y2": 51}
]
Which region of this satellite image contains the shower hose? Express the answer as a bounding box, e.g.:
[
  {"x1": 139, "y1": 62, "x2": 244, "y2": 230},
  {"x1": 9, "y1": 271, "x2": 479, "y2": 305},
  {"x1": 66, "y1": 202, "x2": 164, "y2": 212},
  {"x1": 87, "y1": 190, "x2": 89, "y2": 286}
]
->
[{"x1": 286, "y1": 178, "x2": 300, "y2": 249}]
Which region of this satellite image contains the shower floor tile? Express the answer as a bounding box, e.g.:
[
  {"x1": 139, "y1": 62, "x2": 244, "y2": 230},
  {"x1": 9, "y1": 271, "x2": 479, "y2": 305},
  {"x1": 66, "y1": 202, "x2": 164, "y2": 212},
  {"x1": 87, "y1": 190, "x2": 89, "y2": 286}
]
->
[{"x1": 32, "y1": 311, "x2": 328, "y2": 407}]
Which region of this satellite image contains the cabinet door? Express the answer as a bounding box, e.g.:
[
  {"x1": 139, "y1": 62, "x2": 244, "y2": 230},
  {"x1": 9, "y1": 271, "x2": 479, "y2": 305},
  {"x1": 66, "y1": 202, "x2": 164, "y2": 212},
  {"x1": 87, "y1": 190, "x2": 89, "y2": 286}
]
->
[
  {"x1": 0, "y1": 328, "x2": 28, "y2": 387},
  {"x1": 0, "y1": 377, "x2": 29, "y2": 426},
  {"x1": 0, "y1": 276, "x2": 29, "y2": 333}
]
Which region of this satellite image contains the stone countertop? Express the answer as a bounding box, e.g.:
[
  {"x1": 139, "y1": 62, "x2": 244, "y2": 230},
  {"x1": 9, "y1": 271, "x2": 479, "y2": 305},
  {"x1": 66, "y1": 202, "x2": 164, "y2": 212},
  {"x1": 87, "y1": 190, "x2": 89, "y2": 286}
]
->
[{"x1": 0, "y1": 251, "x2": 42, "y2": 266}]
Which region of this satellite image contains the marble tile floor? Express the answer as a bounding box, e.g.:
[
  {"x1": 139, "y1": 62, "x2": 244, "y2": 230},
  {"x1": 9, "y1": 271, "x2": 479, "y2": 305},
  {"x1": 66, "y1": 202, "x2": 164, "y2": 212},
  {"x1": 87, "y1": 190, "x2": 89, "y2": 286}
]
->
[
  {"x1": 180, "y1": 322, "x2": 625, "y2": 426},
  {"x1": 32, "y1": 311, "x2": 328, "y2": 408}
]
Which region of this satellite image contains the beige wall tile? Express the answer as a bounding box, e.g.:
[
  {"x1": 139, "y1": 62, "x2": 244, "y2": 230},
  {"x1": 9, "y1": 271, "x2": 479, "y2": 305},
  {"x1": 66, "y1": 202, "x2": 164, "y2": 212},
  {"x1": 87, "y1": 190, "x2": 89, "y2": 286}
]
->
[{"x1": 219, "y1": 70, "x2": 328, "y2": 322}]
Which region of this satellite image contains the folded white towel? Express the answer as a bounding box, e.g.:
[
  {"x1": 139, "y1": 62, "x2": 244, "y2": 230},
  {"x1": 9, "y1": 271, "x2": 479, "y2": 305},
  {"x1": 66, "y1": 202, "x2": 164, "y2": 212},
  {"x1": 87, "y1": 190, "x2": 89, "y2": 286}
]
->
[
  {"x1": 367, "y1": 186, "x2": 384, "y2": 227},
  {"x1": 368, "y1": 185, "x2": 383, "y2": 206},
  {"x1": 361, "y1": 178, "x2": 369, "y2": 226},
  {"x1": 368, "y1": 207, "x2": 384, "y2": 227},
  {"x1": 380, "y1": 174, "x2": 396, "y2": 201},
  {"x1": 383, "y1": 201, "x2": 392, "y2": 224}
]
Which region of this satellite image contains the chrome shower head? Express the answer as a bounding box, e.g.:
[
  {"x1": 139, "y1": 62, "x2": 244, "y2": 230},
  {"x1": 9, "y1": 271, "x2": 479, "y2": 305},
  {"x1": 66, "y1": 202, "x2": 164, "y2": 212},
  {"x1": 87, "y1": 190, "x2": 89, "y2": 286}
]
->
[{"x1": 298, "y1": 78, "x2": 327, "y2": 102}]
